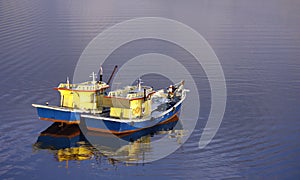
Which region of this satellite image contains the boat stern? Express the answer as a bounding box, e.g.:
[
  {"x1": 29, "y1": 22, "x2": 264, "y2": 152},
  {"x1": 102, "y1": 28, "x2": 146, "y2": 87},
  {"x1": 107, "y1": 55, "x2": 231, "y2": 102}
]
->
[{"x1": 32, "y1": 104, "x2": 80, "y2": 124}]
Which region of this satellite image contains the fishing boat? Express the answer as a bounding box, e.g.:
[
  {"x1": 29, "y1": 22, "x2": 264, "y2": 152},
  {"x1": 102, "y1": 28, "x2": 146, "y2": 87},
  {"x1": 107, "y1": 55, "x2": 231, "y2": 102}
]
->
[
  {"x1": 81, "y1": 79, "x2": 188, "y2": 135},
  {"x1": 32, "y1": 66, "x2": 117, "y2": 124}
]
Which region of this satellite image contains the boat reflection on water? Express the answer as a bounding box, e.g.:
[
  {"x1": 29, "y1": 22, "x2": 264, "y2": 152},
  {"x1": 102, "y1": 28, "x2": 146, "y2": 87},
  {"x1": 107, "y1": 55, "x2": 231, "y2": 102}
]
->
[
  {"x1": 33, "y1": 123, "x2": 93, "y2": 162},
  {"x1": 34, "y1": 115, "x2": 184, "y2": 164}
]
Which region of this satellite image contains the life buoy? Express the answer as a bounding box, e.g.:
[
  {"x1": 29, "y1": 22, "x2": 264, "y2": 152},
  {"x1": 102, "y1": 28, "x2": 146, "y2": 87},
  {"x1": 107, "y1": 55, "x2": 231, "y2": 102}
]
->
[{"x1": 133, "y1": 107, "x2": 141, "y2": 114}]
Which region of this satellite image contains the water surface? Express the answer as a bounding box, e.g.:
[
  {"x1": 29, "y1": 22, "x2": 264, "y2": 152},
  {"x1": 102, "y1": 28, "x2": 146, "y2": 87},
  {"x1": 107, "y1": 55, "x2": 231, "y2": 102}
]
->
[{"x1": 0, "y1": 0, "x2": 300, "y2": 179}]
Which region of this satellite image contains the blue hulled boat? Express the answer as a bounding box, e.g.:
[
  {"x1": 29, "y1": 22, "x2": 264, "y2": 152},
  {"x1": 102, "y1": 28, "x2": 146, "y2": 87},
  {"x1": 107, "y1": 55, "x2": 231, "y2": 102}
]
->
[
  {"x1": 32, "y1": 71, "x2": 110, "y2": 124},
  {"x1": 32, "y1": 66, "x2": 188, "y2": 135},
  {"x1": 81, "y1": 80, "x2": 187, "y2": 135}
]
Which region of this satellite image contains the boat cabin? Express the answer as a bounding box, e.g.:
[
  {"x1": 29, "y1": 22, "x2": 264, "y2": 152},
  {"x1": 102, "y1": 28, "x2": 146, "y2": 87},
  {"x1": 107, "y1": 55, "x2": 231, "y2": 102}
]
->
[
  {"x1": 102, "y1": 85, "x2": 154, "y2": 119},
  {"x1": 55, "y1": 74, "x2": 109, "y2": 112}
]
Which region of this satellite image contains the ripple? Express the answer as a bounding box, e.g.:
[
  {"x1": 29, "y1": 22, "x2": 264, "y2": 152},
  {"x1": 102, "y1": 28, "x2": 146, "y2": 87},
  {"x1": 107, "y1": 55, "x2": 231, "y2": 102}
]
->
[{"x1": 1, "y1": 0, "x2": 300, "y2": 179}]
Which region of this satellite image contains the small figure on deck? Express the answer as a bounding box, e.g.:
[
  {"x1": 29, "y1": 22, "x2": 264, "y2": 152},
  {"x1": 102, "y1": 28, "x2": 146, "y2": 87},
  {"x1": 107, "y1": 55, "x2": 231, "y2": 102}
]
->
[{"x1": 167, "y1": 85, "x2": 176, "y2": 98}]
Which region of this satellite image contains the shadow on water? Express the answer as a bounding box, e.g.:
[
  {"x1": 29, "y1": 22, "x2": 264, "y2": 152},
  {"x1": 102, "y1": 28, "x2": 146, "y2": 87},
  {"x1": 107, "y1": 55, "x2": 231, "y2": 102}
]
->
[{"x1": 33, "y1": 115, "x2": 184, "y2": 164}]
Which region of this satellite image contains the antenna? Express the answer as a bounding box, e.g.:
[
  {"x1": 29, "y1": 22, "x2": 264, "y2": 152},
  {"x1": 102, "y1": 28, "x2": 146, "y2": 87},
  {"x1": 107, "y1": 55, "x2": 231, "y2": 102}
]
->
[
  {"x1": 90, "y1": 72, "x2": 97, "y2": 84},
  {"x1": 137, "y1": 77, "x2": 143, "y2": 91},
  {"x1": 66, "y1": 77, "x2": 70, "y2": 89}
]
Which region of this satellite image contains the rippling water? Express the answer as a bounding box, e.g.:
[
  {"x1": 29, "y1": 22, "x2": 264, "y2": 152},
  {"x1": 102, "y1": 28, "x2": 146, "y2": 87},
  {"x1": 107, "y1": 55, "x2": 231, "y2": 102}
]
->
[{"x1": 1, "y1": 0, "x2": 300, "y2": 179}]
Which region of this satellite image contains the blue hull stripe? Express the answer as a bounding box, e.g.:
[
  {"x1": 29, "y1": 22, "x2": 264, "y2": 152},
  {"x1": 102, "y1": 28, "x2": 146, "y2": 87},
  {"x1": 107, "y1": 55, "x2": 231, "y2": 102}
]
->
[
  {"x1": 36, "y1": 107, "x2": 80, "y2": 124},
  {"x1": 84, "y1": 104, "x2": 182, "y2": 134}
]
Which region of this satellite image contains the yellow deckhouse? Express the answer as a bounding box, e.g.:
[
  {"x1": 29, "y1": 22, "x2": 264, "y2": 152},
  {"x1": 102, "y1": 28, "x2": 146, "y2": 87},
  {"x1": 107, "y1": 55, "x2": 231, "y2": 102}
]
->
[
  {"x1": 55, "y1": 72, "x2": 109, "y2": 113},
  {"x1": 102, "y1": 79, "x2": 155, "y2": 119}
]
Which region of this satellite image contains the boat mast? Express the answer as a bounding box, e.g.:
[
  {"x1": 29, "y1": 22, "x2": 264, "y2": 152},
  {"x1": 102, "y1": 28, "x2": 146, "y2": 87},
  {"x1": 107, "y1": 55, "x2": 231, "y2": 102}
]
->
[
  {"x1": 107, "y1": 65, "x2": 118, "y2": 85},
  {"x1": 91, "y1": 72, "x2": 97, "y2": 85},
  {"x1": 90, "y1": 72, "x2": 97, "y2": 113},
  {"x1": 66, "y1": 77, "x2": 70, "y2": 89},
  {"x1": 99, "y1": 65, "x2": 103, "y2": 82},
  {"x1": 138, "y1": 78, "x2": 142, "y2": 91}
]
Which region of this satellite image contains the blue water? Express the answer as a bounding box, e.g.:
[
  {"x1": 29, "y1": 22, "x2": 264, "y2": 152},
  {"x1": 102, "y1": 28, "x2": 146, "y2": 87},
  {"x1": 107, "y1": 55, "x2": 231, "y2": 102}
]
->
[{"x1": 1, "y1": 0, "x2": 300, "y2": 179}]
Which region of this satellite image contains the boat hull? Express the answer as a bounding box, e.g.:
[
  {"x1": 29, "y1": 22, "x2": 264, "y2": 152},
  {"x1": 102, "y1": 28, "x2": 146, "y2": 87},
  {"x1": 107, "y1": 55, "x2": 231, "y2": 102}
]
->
[
  {"x1": 32, "y1": 104, "x2": 81, "y2": 124},
  {"x1": 82, "y1": 103, "x2": 182, "y2": 135}
]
